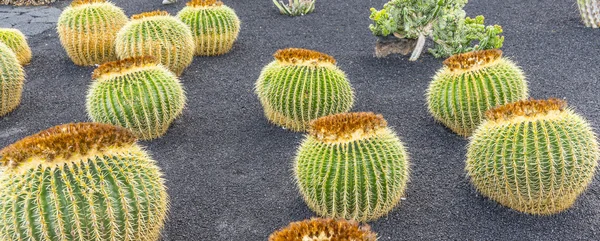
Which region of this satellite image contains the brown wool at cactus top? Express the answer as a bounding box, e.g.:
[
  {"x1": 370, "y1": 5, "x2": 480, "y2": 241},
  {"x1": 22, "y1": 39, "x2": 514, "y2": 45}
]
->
[
  {"x1": 269, "y1": 218, "x2": 378, "y2": 241},
  {"x1": 309, "y1": 112, "x2": 387, "y2": 143},
  {"x1": 92, "y1": 56, "x2": 160, "y2": 80},
  {"x1": 187, "y1": 0, "x2": 223, "y2": 7},
  {"x1": 131, "y1": 10, "x2": 171, "y2": 20},
  {"x1": 274, "y1": 48, "x2": 337, "y2": 65},
  {"x1": 443, "y1": 49, "x2": 503, "y2": 72},
  {"x1": 0, "y1": 123, "x2": 136, "y2": 168},
  {"x1": 484, "y1": 98, "x2": 568, "y2": 122}
]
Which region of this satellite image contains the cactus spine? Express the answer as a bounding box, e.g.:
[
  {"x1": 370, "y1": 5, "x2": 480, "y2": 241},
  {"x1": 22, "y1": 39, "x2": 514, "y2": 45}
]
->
[
  {"x1": 0, "y1": 123, "x2": 169, "y2": 240},
  {"x1": 0, "y1": 28, "x2": 31, "y2": 65},
  {"x1": 467, "y1": 99, "x2": 600, "y2": 215},
  {"x1": 86, "y1": 57, "x2": 186, "y2": 140},
  {"x1": 0, "y1": 42, "x2": 25, "y2": 117},
  {"x1": 294, "y1": 112, "x2": 410, "y2": 221},
  {"x1": 177, "y1": 0, "x2": 241, "y2": 56},
  {"x1": 269, "y1": 218, "x2": 377, "y2": 241},
  {"x1": 116, "y1": 11, "x2": 195, "y2": 76},
  {"x1": 57, "y1": 0, "x2": 128, "y2": 66},
  {"x1": 577, "y1": 0, "x2": 600, "y2": 28},
  {"x1": 255, "y1": 48, "x2": 354, "y2": 132},
  {"x1": 426, "y1": 49, "x2": 528, "y2": 137}
]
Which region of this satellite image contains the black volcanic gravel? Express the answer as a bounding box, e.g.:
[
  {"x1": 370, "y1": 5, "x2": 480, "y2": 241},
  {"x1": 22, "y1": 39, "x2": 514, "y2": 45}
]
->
[{"x1": 1, "y1": 0, "x2": 599, "y2": 240}]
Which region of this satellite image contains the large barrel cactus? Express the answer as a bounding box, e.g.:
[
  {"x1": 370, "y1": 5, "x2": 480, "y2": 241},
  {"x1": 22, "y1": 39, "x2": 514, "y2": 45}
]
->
[
  {"x1": 295, "y1": 112, "x2": 410, "y2": 221},
  {"x1": 86, "y1": 56, "x2": 186, "y2": 140},
  {"x1": 426, "y1": 49, "x2": 528, "y2": 137},
  {"x1": 57, "y1": 0, "x2": 128, "y2": 66},
  {"x1": 255, "y1": 48, "x2": 354, "y2": 132},
  {"x1": 0, "y1": 123, "x2": 169, "y2": 240},
  {"x1": 269, "y1": 218, "x2": 377, "y2": 241},
  {"x1": 0, "y1": 42, "x2": 25, "y2": 117},
  {"x1": 467, "y1": 98, "x2": 600, "y2": 215},
  {"x1": 116, "y1": 10, "x2": 195, "y2": 76},
  {"x1": 177, "y1": 0, "x2": 241, "y2": 56},
  {"x1": 577, "y1": 0, "x2": 600, "y2": 28},
  {"x1": 0, "y1": 28, "x2": 31, "y2": 65}
]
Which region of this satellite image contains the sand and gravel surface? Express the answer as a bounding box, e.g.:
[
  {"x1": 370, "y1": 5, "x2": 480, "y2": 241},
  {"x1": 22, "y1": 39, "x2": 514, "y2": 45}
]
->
[{"x1": 0, "y1": 0, "x2": 599, "y2": 240}]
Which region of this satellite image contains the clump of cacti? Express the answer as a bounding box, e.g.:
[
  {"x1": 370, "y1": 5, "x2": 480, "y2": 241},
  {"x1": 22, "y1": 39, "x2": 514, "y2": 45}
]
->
[
  {"x1": 57, "y1": 0, "x2": 128, "y2": 66},
  {"x1": 0, "y1": 123, "x2": 169, "y2": 240},
  {"x1": 86, "y1": 56, "x2": 186, "y2": 140},
  {"x1": 426, "y1": 49, "x2": 528, "y2": 137},
  {"x1": 269, "y1": 218, "x2": 377, "y2": 241},
  {"x1": 0, "y1": 0, "x2": 55, "y2": 5},
  {"x1": 0, "y1": 28, "x2": 31, "y2": 65},
  {"x1": 255, "y1": 48, "x2": 354, "y2": 132},
  {"x1": 116, "y1": 10, "x2": 195, "y2": 76},
  {"x1": 577, "y1": 0, "x2": 600, "y2": 28},
  {"x1": 272, "y1": 0, "x2": 316, "y2": 16},
  {"x1": 295, "y1": 112, "x2": 410, "y2": 221},
  {"x1": 0, "y1": 42, "x2": 25, "y2": 117},
  {"x1": 467, "y1": 98, "x2": 600, "y2": 215},
  {"x1": 177, "y1": 0, "x2": 241, "y2": 56}
]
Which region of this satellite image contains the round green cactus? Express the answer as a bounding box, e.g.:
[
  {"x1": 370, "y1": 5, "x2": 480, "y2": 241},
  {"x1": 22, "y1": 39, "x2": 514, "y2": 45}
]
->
[
  {"x1": 255, "y1": 48, "x2": 354, "y2": 132},
  {"x1": 0, "y1": 42, "x2": 25, "y2": 117},
  {"x1": 577, "y1": 0, "x2": 600, "y2": 28},
  {"x1": 426, "y1": 49, "x2": 528, "y2": 137},
  {"x1": 57, "y1": 0, "x2": 128, "y2": 66},
  {"x1": 0, "y1": 123, "x2": 169, "y2": 240},
  {"x1": 467, "y1": 98, "x2": 600, "y2": 215},
  {"x1": 86, "y1": 56, "x2": 186, "y2": 140},
  {"x1": 0, "y1": 28, "x2": 31, "y2": 65},
  {"x1": 269, "y1": 218, "x2": 377, "y2": 241},
  {"x1": 116, "y1": 10, "x2": 195, "y2": 76},
  {"x1": 177, "y1": 0, "x2": 241, "y2": 56},
  {"x1": 294, "y1": 112, "x2": 410, "y2": 222}
]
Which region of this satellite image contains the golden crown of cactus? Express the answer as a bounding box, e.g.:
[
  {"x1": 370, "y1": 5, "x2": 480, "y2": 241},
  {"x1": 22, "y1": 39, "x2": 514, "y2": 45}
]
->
[
  {"x1": 255, "y1": 48, "x2": 354, "y2": 132},
  {"x1": 295, "y1": 112, "x2": 410, "y2": 221},
  {"x1": 467, "y1": 98, "x2": 600, "y2": 215},
  {"x1": 116, "y1": 11, "x2": 195, "y2": 76},
  {"x1": 57, "y1": 0, "x2": 128, "y2": 66},
  {"x1": 0, "y1": 28, "x2": 31, "y2": 65},
  {"x1": 269, "y1": 218, "x2": 377, "y2": 241},
  {"x1": 426, "y1": 49, "x2": 528, "y2": 137},
  {"x1": 177, "y1": 0, "x2": 241, "y2": 56},
  {"x1": 0, "y1": 42, "x2": 25, "y2": 117},
  {"x1": 0, "y1": 123, "x2": 169, "y2": 240},
  {"x1": 86, "y1": 56, "x2": 186, "y2": 140}
]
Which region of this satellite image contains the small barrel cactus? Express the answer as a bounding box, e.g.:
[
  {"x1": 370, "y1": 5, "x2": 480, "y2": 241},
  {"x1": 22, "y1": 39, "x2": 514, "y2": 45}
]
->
[
  {"x1": 57, "y1": 0, "x2": 128, "y2": 66},
  {"x1": 177, "y1": 0, "x2": 241, "y2": 56},
  {"x1": 426, "y1": 49, "x2": 528, "y2": 137},
  {"x1": 269, "y1": 218, "x2": 377, "y2": 241},
  {"x1": 86, "y1": 56, "x2": 186, "y2": 140},
  {"x1": 0, "y1": 28, "x2": 31, "y2": 65},
  {"x1": 116, "y1": 10, "x2": 195, "y2": 76},
  {"x1": 0, "y1": 42, "x2": 25, "y2": 117},
  {"x1": 295, "y1": 112, "x2": 410, "y2": 221},
  {"x1": 0, "y1": 123, "x2": 169, "y2": 240},
  {"x1": 467, "y1": 98, "x2": 600, "y2": 215},
  {"x1": 255, "y1": 48, "x2": 354, "y2": 132},
  {"x1": 577, "y1": 0, "x2": 600, "y2": 28}
]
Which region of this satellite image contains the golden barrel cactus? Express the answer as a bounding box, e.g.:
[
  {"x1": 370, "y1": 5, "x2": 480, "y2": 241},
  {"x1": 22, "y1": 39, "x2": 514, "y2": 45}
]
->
[
  {"x1": 57, "y1": 0, "x2": 128, "y2": 66},
  {"x1": 0, "y1": 123, "x2": 169, "y2": 240}
]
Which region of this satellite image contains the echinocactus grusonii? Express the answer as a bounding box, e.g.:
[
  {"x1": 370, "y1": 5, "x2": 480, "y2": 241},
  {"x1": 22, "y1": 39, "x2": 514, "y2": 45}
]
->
[
  {"x1": 0, "y1": 42, "x2": 25, "y2": 117},
  {"x1": 116, "y1": 10, "x2": 195, "y2": 76},
  {"x1": 467, "y1": 98, "x2": 599, "y2": 215},
  {"x1": 86, "y1": 56, "x2": 186, "y2": 140},
  {"x1": 0, "y1": 123, "x2": 169, "y2": 240},
  {"x1": 177, "y1": 0, "x2": 241, "y2": 56},
  {"x1": 0, "y1": 28, "x2": 31, "y2": 65},
  {"x1": 255, "y1": 48, "x2": 354, "y2": 132},
  {"x1": 426, "y1": 49, "x2": 528, "y2": 137},
  {"x1": 57, "y1": 0, "x2": 128, "y2": 66},
  {"x1": 295, "y1": 112, "x2": 410, "y2": 221}
]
